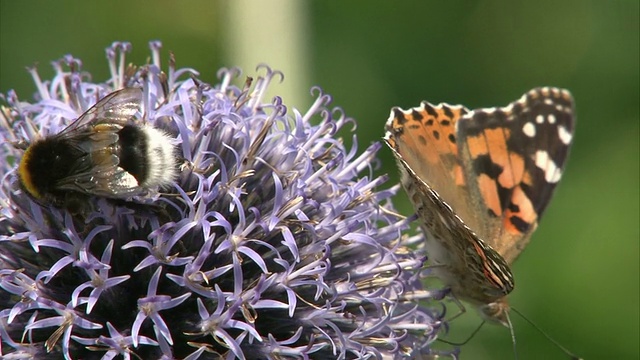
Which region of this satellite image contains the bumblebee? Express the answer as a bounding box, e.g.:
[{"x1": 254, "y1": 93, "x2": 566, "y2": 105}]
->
[{"x1": 17, "y1": 88, "x2": 178, "y2": 211}]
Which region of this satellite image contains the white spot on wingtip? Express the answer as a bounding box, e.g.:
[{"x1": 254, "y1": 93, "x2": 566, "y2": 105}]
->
[
  {"x1": 536, "y1": 115, "x2": 544, "y2": 124},
  {"x1": 519, "y1": 93, "x2": 529, "y2": 103},
  {"x1": 548, "y1": 114, "x2": 556, "y2": 124},
  {"x1": 558, "y1": 125, "x2": 573, "y2": 145},
  {"x1": 535, "y1": 150, "x2": 563, "y2": 183},
  {"x1": 503, "y1": 103, "x2": 514, "y2": 114},
  {"x1": 523, "y1": 122, "x2": 536, "y2": 137}
]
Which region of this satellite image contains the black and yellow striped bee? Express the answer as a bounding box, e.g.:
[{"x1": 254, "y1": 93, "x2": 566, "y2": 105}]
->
[{"x1": 16, "y1": 88, "x2": 178, "y2": 211}]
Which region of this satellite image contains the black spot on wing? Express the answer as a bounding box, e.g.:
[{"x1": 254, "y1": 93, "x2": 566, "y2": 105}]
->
[
  {"x1": 442, "y1": 105, "x2": 454, "y2": 118},
  {"x1": 423, "y1": 102, "x2": 438, "y2": 118},
  {"x1": 509, "y1": 216, "x2": 530, "y2": 233},
  {"x1": 418, "y1": 135, "x2": 427, "y2": 146},
  {"x1": 507, "y1": 202, "x2": 520, "y2": 212},
  {"x1": 392, "y1": 108, "x2": 407, "y2": 125},
  {"x1": 495, "y1": 182, "x2": 512, "y2": 217},
  {"x1": 472, "y1": 154, "x2": 502, "y2": 180},
  {"x1": 459, "y1": 109, "x2": 509, "y2": 136},
  {"x1": 472, "y1": 154, "x2": 514, "y2": 216}
]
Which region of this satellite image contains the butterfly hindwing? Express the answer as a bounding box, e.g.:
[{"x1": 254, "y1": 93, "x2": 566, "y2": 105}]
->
[{"x1": 386, "y1": 103, "x2": 477, "y2": 228}]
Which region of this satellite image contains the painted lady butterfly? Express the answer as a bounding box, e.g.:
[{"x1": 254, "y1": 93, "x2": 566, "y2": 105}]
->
[{"x1": 384, "y1": 87, "x2": 574, "y2": 330}]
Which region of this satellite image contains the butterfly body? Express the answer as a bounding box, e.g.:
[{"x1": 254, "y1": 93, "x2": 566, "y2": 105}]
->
[{"x1": 384, "y1": 87, "x2": 575, "y2": 326}]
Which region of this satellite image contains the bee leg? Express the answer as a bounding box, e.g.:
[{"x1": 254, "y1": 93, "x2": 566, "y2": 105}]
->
[{"x1": 63, "y1": 193, "x2": 92, "y2": 216}]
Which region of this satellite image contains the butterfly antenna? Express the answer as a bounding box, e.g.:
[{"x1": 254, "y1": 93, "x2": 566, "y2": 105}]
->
[{"x1": 511, "y1": 307, "x2": 582, "y2": 359}]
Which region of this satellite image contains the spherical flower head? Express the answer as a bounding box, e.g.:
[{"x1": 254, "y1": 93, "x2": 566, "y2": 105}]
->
[{"x1": 0, "y1": 42, "x2": 451, "y2": 359}]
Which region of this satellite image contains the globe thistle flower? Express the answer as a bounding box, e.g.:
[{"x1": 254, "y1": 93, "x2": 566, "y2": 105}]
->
[{"x1": 0, "y1": 42, "x2": 451, "y2": 359}]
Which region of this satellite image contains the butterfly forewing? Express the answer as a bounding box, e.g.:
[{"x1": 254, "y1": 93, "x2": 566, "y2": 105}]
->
[{"x1": 456, "y1": 87, "x2": 575, "y2": 263}]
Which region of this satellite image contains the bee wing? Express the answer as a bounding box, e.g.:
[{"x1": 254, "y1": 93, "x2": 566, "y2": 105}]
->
[
  {"x1": 88, "y1": 160, "x2": 145, "y2": 198},
  {"x1": 54, "y1": 122, "x2": 145, "y2": 199},
  {"x1": 55, "y1": 153, "x2": 144, "y2": 198},
  {"x1": 55, "y1": 87, "x2": 143, "y2": 139}
]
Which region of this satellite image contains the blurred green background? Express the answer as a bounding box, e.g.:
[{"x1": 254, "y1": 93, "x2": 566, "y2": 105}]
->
[{"x1": 1, "y1": 1, "x2": 637, "y2": 359}]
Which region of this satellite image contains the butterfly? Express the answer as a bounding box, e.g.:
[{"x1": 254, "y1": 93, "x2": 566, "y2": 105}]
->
[{"x1": 384, "y1": 87, "x2": 575, "y2": 328}]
